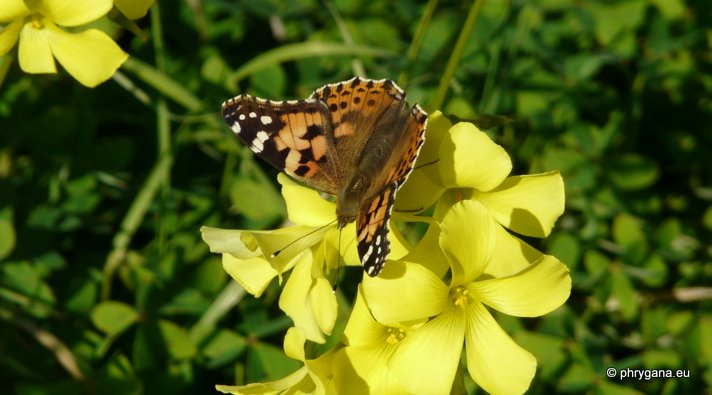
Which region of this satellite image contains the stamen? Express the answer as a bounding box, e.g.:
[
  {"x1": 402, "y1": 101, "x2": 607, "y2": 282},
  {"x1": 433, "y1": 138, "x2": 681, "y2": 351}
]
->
[
  {"x1": 385, "y1": 327, "x2": 406, "y2": 345},
  {"x1": 450, "y1": 286, "x2": 471, "y2": 307}
]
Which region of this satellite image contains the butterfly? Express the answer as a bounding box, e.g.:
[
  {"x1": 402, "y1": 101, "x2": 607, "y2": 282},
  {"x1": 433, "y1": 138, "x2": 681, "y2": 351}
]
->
[{"x1": 221, "y1": 77, "x2": 427, "y2": 276}]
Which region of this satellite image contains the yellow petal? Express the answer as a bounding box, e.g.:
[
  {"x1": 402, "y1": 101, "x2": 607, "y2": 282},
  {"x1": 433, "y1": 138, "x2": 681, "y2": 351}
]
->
[
  {"x1": 439, "y1": 200, "x2": 496, "y2": 285},
  {"x1": 222, "y1": 255, "x2": 277, "y2": 298},
  {"x1": 362, "y1": 260, "x2": 449, "y2": 326},
  {"x1": 39, "y1": 0, "x2": 111, "y2": 27},
  {"x1": 336, "y1": 346, "x2": 410, "y2": 395},
  {"x1": 0, "y1": 0, "x2": 29, "y2": 23},
  {"x1": 200, "y1": 226, "x2": 263, "y2": 259},
  {"x1": 464, "y1": 303, "x2": 536, "y2": 394},
  {"x1": 482, "y1": 224, "x2": 543, "y2": 278},
  {"x1": 393, "y1": 168, "x2": 445, "y2": 214},
  {"x1": 44, "y1": 24, "x2": 127, "y2": 87},
  {"x1": 417, "y1": 110, "x2": 452, "y2": 185},
  {"x1": 114, "y1": 0, "x2": 154, "y2": 19},
  {"x1": 343, "y1": 286, "x2": 384, "y2": 347},
  {"x1": 279, "y1": 257, "x2": 331, "y2": 343},
  {"x1": 403, "y1": 222, "x2": 449, "y2": 278},
  {"x1": 470, "y1": 255, "x2": 571, "y2": 317},
  {"x1": 304, "y1": 347, "x2": 339, "y2": 394},
  {"x1": 310, "y1": 276, "x2": 337, "y2": 335},
  {"x1": 322, "y1": 224, "x2": 359, "y2": 269},
  {"x1": 474, "y1": 172, "x2": 565, "y2": 237},
  {"x1": 389, "y1": 308, "x2": 465, "y2": 395},
  {"x1": 439, "y1": 123, "x2": 512, "y2": 191},
  {"x1": 216, "y1": 366, "x2": 308, "y2": 394},
  {"x1": 284, "y1": 327, "x2": 307, "y2": 361},
  {"x1": 18, "y1": 19, "x2": 56, "y2": 74},
  {"x1": 386, "y1": 221, "x2": 410, "y2": 261},
  {"x1": 0, "y1": 18, "x2": 22, "y2": 55},
  {"x1": 279, "y1": 173, "x2": 336, "y2": 227}
]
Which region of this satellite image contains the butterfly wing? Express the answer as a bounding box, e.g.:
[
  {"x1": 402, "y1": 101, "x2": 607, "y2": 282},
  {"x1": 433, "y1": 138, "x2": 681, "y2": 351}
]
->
[
  {"x1": 222, "y1": 96, "x2": 342, "y2": 195},
  {"x1": 356, "y1": 182, "x2": 398, "y2": 276},
  {"x1": 311, "y1": 77, "x2": 409, "y2": 167}
]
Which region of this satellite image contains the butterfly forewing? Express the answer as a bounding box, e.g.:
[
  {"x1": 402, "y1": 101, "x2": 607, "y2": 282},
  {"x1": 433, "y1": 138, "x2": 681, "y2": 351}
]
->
[
  {"x1": 311, "y1": 78, "x2": 407, "y2": 166},
  {"x1": 222, "y1": 96, "x2": 342, "y2": 195}
]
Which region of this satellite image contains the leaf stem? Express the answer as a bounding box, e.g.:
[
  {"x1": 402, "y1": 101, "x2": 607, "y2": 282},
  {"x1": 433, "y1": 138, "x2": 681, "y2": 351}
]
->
[{"x1": 431, "y1": 0, "x2": 485, "y2": 110}]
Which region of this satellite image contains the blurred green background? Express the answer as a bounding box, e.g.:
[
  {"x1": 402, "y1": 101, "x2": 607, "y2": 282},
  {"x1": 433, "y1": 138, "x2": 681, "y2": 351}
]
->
[{"x1": 1, "y1": 0, "x2": 711, "y2": 394}]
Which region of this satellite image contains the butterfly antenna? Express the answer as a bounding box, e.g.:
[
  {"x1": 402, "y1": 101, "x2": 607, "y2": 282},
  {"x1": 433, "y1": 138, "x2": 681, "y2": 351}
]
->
[
  {"x1": 413, "y1": 158, "x2": 439, "y2": 170},
  {"x1": 271, "y1": 219, "x2": 338, "y2": 258}
]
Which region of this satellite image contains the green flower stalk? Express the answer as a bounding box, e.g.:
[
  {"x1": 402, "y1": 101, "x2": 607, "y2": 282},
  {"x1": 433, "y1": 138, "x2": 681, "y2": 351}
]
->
[
  {"x1": 362, "y1": 200, "x2": 571, "y2": 394},
  {"x1": 0, "y1": 0, "x2": 128, "y2": 87}
]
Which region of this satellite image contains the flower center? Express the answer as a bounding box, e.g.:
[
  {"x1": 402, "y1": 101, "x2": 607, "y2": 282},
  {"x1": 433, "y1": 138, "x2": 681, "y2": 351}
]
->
[
  {"x1": 385, "y1": 327, "x2": 406, "y2": 345},
  {"x1": 450, "y1": 286, "x2": 471, "y2": 307},
  {"x1": 30, "y1": 13, "x2": 45, "y2": 29}
]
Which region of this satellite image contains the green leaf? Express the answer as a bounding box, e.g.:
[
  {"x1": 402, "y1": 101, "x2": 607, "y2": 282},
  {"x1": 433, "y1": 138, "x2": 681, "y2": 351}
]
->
[
  {"x1": 249, "y1": 64, "x2": 286, "y2": 98},
  {"x1": 230, "y1": 175, "x2": 285, "y2": 227},
  {"x1": 589, "y1": 0, "x2": 646, "y2": 45},
  {"x1": 557, "y1": 363, "x2": 596, "y2": 392},
  {"x1": 703, "y1": 205, "x2": 712, "y2": 231},
  {"x1": 612, "y1": 213, "x2": 648, "y2": 264},
  {"x1": 514, "y1": 331, "x2": 566, "y2": 380},
  {"x1": 91, "y1": 301, "x2": 138, "y2": 336},
  {"x1": 642, "y1": 349, "x2": 682, "y2": 369},
  {"x1": 1, "y1": 261, "x2": 56, "y2": 318},
  {"x1": 158, "y1": 319, "x2": 198, "y2": 360},
  {"x1": 584, "y1": 250, "x2": 609, "y2": 282},
  {"x1": 608, "y1": 154, "x2": 659, "y2": 191},
  {"x1": 0, "y1": 206, "x2": 15, "y2": 259},
  {"x1": 700, "y1": 315, "x2": 712, "y2": 364},
  {"x1": 225, "y1": 42, "x2": 393, "y2": 89},
  {"x1": 202, "y1": 329, "x2": 247, "y2": 368},
  {"x1": 609, "y1": 267, "x2": 638, "y2": 321},
  {"x1": 248, "y1": 342, "x2": 301, "y2": 381},
  {"x1": 547, "y1": 232, "x2": 581, "y2": 270}
]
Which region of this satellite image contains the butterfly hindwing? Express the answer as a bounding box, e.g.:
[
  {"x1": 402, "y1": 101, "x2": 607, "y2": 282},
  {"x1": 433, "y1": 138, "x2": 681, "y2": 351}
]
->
[
  {"x1": 356, "y1": 182, "x2": 398, "y2": 277},
  {"x1": 222, "y1": 96, "x2": 342, "y2": 195}
]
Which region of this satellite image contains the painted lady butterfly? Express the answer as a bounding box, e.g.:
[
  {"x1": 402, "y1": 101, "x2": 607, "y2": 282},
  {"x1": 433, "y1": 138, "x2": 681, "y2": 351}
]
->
[{"x1": 221, "y1": 77, "x2": 427, "y2": 276}]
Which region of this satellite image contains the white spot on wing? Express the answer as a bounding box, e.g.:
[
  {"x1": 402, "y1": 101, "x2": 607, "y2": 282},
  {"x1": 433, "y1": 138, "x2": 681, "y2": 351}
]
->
[
  {"x1": 251, "y1": 130, "x2": 269, "y2": 153},
  {"x1": 249, "y1": 112, "x2": 257, "y2": 118},
  {"x1": 239, "y1": 114, "x2": 246, "y2": 121},
  {"x1": 363, "y1": 244, "x2": 373, "y2": 263},
  {"x1": 261, "y1": 116, "x2": 272, "y2": 124},
  {"x1": 231, "y1": 122, "x2": 241, "y2": 134}
]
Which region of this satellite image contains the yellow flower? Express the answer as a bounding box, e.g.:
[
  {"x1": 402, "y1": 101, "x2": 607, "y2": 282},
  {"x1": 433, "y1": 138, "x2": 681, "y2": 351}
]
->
[
  {"x1": 330, "y1": 286, "x2": 418, "y2": 394},
  {"x1": 362, "y1": 200, "x2": 571, "y2": 394},
  {"x1": 397, "y1": 111, "x2": 565, "y2": 277},
  {"x1": 0, "y1": 0, "x2": 128, "y2": 87},
  {"x1": 201, "y1": 173, "x2": 409, "y2": 343},
  {"x1": 216, "y1": 327, "x2": 338, "y2": 394},
  {"x1": 114, "y1": 0, "x2": 154, "y2": 20}
]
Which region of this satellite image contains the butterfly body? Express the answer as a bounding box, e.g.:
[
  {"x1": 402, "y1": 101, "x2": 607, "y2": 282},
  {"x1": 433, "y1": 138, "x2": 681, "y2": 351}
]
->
[{"x1": 222, "y1": 77, "x2": 427, "y2": 276}]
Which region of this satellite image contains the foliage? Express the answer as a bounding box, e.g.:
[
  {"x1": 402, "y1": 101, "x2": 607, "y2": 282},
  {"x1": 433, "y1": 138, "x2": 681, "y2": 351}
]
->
[{"x1": 1, "y1": 0, "x2": 711, "y2": 394}]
